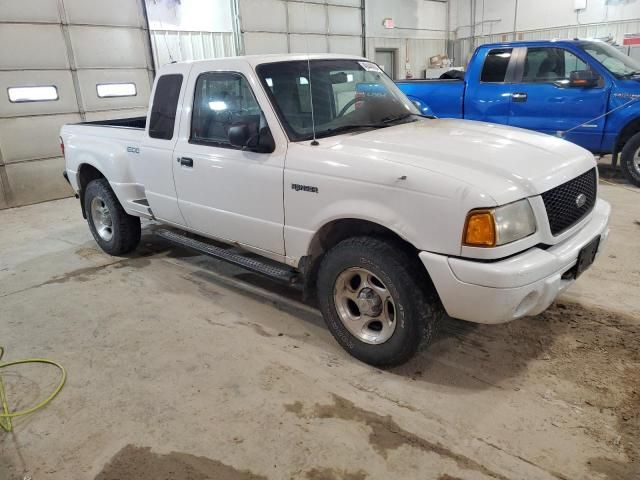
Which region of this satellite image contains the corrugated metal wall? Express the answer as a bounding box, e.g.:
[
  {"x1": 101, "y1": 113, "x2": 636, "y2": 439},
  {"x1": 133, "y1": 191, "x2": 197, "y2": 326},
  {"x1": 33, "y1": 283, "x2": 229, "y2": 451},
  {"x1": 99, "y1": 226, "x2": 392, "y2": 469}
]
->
[
  {"x1": 454, "y1": 19, "x2": 640, "y2": 65},
  {"x1": 0, "y1": 0, "x2": 154, "y2": 209},
  {"x1": 237, "y1": 0, "x2": 365, "y2": 56},
  {"x1": 149, "y1": 30, "x2": 236, "y2": 66}
]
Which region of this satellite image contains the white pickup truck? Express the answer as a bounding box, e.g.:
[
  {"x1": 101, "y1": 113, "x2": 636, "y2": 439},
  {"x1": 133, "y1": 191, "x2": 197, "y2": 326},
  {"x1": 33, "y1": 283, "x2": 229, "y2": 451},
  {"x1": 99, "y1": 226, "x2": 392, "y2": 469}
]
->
[{"x1": 61, "y1": 54, "x2": 610, "y2": 366}]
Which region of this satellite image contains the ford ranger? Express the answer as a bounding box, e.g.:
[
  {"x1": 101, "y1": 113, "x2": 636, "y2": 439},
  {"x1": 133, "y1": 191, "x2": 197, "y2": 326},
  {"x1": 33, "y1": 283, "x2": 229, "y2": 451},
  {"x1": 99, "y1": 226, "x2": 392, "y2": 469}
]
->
[
  {"x1": 61, "y1": 54, "x2": 610, "y2": 367},
  {"x1": 397, "y1": 40, "x2": 640, "y2": 186}
]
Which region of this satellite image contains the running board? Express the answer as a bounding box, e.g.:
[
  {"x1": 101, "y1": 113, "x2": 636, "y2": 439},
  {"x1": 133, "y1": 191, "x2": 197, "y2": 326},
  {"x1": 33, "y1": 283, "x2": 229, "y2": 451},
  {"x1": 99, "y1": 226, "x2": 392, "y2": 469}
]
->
[{"x1": 156, "y1": 229, "x2": 300, "y2": 285}]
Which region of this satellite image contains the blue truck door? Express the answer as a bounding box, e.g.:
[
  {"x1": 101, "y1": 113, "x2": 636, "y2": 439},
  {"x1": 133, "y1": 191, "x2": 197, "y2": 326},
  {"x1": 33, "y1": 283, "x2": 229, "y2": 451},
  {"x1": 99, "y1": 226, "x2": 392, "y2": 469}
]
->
[
  {"x1": 464, "y1": 47, "x2": 517, "y2": 124},
  {"x1": 508, "y1": 46, "x2": 608, "y2": 151}
]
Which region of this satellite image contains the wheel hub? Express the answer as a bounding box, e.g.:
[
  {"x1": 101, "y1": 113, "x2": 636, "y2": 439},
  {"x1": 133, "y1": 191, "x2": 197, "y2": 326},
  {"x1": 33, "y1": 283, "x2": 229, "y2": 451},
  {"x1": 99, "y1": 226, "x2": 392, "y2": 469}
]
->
[
  {"x1": 90, "y1": 196, "x2": 113, "y2": 242},
  {"x1": 333, "y1": 267, "x2": 397, "y2": 344},
  {"x1": 356, "y1": 287, "x2": 383, "y2": 317}
]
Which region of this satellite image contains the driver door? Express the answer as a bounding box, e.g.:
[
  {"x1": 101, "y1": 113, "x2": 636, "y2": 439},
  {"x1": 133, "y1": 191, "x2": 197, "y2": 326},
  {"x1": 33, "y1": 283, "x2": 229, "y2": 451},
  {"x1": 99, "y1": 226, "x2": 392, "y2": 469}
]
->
[
  {"x1": 508, "y1": 46, "x2": 609, "y2": 151},
  {"x1": 172, "y1": 65, "x2": 286, "y2": 256}
]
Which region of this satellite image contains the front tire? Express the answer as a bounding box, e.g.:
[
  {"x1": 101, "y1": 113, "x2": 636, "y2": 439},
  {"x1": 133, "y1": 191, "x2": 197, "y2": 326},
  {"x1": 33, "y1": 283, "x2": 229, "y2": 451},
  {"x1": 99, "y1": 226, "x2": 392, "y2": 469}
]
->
[
  {"x1": 84, "y1": 178, "x2": 141, "y2": 255},
  {"x1": 620, "y1": 132, "x2": 640, "y2": 187},
  {"x1": 317, "y1": 237, "x2": 443, "y2": 367}
]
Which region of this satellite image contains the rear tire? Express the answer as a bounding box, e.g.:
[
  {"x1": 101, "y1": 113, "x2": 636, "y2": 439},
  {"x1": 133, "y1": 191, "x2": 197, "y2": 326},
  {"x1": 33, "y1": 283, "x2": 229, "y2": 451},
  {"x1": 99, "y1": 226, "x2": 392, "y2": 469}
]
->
[
  {"x1": 317, "y1": 236, "x2": 444, "y2": 367},
  {"x1": 620, "y1": 132, "x2": 640, "y2": 187},
  {"x1": 84, "y1": 178, "x2": 141, "y2": 255}
]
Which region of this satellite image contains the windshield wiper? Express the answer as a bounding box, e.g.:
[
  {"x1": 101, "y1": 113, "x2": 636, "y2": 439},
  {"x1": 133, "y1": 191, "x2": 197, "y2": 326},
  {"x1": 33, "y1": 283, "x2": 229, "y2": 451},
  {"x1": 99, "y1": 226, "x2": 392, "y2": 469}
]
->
[
  {"x1": 619, "y1": 71, "x2": 640, "y2": 78},
  {"x1": 380, "y1": 113, "x2": 434, "y2": 124},
  {"x1": 316, "y1": 124, "x2": 387, "y2": 138},
  {"x1": 379, "y1": 113, "x2": 416, "y2": 124}
]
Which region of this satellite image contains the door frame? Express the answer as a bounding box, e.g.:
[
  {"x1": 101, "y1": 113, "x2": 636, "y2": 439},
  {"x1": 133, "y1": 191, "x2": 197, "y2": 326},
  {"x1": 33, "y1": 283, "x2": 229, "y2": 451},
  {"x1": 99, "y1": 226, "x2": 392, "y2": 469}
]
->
[{"x1": 375, "y1": 48, "x2": 397, "y2": 80}]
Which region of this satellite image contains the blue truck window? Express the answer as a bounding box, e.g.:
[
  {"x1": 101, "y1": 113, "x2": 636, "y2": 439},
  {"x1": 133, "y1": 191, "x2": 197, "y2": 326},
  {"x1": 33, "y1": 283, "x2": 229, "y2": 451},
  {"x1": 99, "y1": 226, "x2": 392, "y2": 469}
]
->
[
  {"x1": 481, "y1": 49, "x2": 513, "y2": 83},
  {"x1": 521, "y1": 47, "x2": 588, "y2": 83}
]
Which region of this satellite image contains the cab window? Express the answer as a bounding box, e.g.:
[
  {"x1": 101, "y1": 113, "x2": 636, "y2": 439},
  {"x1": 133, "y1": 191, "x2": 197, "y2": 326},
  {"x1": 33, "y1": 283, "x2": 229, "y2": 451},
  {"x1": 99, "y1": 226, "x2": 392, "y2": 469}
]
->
[
  {"x1": 149, "y1": 74, "x2": 183, "y2": 140},
  {"x1": 191, "y1": 72, "x2": 265, "y2": 147},
  {"x1": 521, "y1": 47, "x2": 589, "y2": 83},
  {"x1": 481, "y1": 49, "x2": 513, "y2": 83}
]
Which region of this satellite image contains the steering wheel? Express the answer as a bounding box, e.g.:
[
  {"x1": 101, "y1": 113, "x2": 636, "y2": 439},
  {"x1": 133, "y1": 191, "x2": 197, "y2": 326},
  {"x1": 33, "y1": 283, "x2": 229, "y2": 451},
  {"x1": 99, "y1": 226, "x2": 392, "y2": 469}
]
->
[{"x1": 337, "y1": 96, "x2": 369, "y2": 118}]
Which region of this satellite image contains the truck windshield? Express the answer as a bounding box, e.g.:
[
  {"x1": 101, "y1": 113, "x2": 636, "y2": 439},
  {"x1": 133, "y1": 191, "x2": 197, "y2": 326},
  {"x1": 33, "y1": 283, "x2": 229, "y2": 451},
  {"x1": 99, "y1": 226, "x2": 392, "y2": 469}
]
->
[
  {"x1": 256, "y1": 59, "x2": 421, "y2": 141},
  {"x1": 578, "y1": 41, "x2": 640, "y2": 78}
]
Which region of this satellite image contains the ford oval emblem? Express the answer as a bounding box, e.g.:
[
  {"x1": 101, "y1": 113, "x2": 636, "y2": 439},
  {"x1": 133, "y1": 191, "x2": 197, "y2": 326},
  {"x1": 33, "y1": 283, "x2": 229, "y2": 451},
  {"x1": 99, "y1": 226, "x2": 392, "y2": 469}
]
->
[{"x1": 576, "y1": 193, "x2": 587, "y2": 208}]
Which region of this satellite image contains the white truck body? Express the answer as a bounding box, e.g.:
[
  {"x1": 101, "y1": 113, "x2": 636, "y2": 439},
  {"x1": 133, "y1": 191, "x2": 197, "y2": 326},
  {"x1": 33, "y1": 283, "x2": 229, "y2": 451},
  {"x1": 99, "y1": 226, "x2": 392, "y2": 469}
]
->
[{"x1": 62, "y1": 54, "x2": 610, "y2": 328}]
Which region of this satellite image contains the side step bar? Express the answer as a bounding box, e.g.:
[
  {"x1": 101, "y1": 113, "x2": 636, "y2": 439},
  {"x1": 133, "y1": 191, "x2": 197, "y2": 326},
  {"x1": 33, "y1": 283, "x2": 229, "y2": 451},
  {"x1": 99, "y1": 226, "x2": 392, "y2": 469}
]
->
[{"x1": 156, "y1": 229, "x2": 300, "y2": 285}]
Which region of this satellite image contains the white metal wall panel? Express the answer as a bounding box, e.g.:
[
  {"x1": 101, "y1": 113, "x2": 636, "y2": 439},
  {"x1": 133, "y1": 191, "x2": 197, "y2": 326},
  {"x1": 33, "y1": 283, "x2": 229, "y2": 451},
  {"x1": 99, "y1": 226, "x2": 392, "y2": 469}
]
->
[
  {"x1": 0, "y1": 70, "x2": 78, "y2": 117},
  {"x1": 240, "y1": 0, "x2": 288, "y2": 33},
  {"x1": 243, "y1": 32, "x2": 289, "y2": 54},
  {"x1": 288, "y1": 2, "x2": 326, "y2": 33},
  {"x1": 0, "y1": 179, "x2": 6, "y2": 210},
  {"x1": 328, "y1": 0, "x2": 361, "y2": 6},
  {"x1": 0, "y1": 114, "x2": 81, "y2": 163},
  {"x1": 239, "y1": 0, "x2": 364, "y2": 56},
  {"x1": 0, "y1": 0, "x2": 154, "y2": 209},
  {"x1": 290, "y1": 34, "x2": 328, "y2": 53},
  {"x1": 62, "y1": 0, "x2": 143, "y2": 27},
  {"x1": 328, "y1": 35, "x2": 362, "y2": 55},
  {"x1": 3, "y1": 158, "x2": 71, "y2": 207},
  {"x1": 0, "y1": 25, "x2": 69, "y2": 69},
  {"x1": 69, "y1": 26, "x2": 149, "y2": 69},
  {"x1": 328, "y1": 6, "x2": 361, "y2": 35},
  {"x1": 76, "y1": 69, "x2": 151, "y2": 111},
  {"x1": 0, "y1": 0, "x2": 60, "y2": 23}
]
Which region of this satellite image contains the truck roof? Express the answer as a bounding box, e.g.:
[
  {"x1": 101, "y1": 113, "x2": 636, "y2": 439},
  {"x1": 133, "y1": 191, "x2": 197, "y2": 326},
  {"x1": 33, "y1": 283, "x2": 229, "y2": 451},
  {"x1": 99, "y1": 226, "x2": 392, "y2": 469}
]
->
[
  {"x1": 478, "y1": 38, "x2": 599, "y2": 49},
  {"x1": 158, "y1": 53, "x2": 367, "y2": 71}
]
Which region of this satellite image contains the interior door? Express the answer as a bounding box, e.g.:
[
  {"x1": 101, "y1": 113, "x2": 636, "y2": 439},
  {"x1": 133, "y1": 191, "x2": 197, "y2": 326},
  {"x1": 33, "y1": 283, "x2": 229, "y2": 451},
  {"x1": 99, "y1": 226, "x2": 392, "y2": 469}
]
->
[
  {"x1": 508, "y1": 46, "x2": 608, "y2": 151},
  {"x1": 172, "y1": 67, "x2": 286, "y2": 256},
  {"x1": 375, "y1": 50, "x2": 395, "y2": 79},
  {"x1": 464, "y1": 47, "x2": 516, "y2": 124}
]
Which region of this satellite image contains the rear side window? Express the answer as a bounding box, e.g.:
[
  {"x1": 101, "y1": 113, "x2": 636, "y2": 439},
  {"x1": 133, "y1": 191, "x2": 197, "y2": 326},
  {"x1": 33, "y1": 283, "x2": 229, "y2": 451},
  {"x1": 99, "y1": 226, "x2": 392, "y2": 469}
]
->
[
  {"x1": 481, "y1": 49, "x2": 513, "y2": 83},
  {"x1": 149, "y1": 74, "x2": 183, "y2": 140}
]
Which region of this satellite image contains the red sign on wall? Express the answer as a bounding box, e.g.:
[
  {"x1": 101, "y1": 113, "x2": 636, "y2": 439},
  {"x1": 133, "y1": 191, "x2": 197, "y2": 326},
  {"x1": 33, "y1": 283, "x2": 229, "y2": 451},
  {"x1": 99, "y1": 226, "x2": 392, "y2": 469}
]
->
[{"x1": 623, "y1": 34, "x2": 640, "y2": 46}]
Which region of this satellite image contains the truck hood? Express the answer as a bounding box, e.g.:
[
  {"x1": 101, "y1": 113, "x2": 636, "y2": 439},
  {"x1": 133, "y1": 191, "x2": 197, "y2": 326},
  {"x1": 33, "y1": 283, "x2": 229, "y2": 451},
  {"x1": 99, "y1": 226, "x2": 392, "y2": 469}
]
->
[{"x1": 330, "y1": 118, "x2": 596, "y2": 205}]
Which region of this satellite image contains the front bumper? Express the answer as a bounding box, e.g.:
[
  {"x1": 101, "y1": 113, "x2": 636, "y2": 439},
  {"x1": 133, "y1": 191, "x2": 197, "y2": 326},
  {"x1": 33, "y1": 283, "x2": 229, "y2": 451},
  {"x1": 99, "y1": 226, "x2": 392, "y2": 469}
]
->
[{"x1": 420, "y1": 199, "x2": 611, "y2": 324}]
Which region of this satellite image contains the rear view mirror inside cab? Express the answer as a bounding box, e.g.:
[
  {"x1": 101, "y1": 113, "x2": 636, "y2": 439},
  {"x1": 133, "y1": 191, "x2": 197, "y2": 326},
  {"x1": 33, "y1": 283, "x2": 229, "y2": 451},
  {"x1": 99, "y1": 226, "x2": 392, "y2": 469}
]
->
[{"x1": 330, "y1": 72, "x2": 350, "y2": 84}]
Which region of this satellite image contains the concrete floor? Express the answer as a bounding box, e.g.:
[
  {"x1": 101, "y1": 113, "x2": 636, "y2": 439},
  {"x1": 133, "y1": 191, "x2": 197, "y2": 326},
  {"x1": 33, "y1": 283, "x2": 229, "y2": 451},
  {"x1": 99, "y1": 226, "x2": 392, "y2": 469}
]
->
[{"x1": 0, "y1": 182, "x2": 638, "y2": 480}]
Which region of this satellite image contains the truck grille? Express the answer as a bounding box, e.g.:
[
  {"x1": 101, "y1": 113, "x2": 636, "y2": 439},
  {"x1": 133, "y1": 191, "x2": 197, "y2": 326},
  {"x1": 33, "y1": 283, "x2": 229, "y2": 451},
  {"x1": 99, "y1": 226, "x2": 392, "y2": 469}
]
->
[{"x1": 541, "y1": 168, "x2": 597, "y2": 236}]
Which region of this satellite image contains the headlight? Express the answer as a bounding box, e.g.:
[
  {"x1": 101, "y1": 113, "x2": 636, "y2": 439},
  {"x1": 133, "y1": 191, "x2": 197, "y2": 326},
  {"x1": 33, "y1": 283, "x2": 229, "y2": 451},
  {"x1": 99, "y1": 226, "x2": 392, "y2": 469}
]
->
[{"x1": 463, "y1": 199, "x2": 536, "y2": 247}]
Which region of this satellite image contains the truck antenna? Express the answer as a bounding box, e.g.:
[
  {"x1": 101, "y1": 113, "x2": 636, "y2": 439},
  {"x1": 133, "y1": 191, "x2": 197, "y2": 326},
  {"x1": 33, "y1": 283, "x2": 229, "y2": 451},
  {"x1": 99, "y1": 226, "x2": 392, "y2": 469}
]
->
[{"x1": 304, "y1": 5, "x2": 319, "y2": 146}]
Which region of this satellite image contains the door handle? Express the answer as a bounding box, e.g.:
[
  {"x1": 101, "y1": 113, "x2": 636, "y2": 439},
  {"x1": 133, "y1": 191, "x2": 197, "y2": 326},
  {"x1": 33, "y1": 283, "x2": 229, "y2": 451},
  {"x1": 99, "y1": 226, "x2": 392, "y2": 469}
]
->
[
  {"x1": 178, "y1": 157, "x2": 193, "y2": 168},
  {"x1": 512, "y1": 92, "x2": 528, "y2": 102}
]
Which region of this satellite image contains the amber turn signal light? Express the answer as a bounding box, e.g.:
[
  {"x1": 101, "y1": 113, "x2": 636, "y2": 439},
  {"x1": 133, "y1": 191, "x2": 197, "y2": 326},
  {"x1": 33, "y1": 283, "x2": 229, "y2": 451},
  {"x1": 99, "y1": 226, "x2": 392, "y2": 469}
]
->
[{"x1": 463, "y1": 210, "x2": 496, "y2": 247}]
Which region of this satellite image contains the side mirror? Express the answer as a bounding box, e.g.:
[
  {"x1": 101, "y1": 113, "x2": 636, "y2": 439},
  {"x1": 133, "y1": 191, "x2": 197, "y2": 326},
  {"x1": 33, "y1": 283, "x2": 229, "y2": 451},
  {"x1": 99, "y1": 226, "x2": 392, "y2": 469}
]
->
[
  {"x1": 227, "y1": 122, "x2": 275, "y2": 153},
  {"x1": 568, "y1": 70, "x2": 599, "y2": 88},
  {"x1": 228, "y1": 123, "x2": 251, "y2": 148}
]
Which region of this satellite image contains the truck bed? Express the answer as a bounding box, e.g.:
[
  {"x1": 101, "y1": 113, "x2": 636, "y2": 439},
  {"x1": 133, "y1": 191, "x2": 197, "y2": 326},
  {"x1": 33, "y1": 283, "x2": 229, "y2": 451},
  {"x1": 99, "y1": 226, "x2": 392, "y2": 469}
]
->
[{"x1": 76, "y1": 116, "x2": 147, "y2": 129}]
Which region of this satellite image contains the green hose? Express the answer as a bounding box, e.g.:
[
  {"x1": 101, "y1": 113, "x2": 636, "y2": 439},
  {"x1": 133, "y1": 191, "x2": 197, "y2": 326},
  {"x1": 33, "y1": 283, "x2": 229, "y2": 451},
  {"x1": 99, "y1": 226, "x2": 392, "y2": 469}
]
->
[{"x1": 0, "y1": 346, "x2": 66, "y2": 432}]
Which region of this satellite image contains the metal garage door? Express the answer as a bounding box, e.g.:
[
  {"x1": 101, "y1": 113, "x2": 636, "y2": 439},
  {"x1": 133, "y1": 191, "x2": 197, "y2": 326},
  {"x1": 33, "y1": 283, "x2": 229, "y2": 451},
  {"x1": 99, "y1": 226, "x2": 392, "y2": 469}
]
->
[
  {"x1": 238, "y1": 0, "x2": 364, "y2": 56},
  {"x1": 0, "y1": 0, "x2": 154, "y2": 209}
]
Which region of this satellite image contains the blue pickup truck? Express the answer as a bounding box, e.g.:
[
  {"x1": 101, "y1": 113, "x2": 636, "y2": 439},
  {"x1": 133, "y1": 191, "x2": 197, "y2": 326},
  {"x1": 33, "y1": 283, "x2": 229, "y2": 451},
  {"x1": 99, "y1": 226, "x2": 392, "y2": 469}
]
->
[{"x1": 396, "y1": 40, "x2": 640, "y2": 186}]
